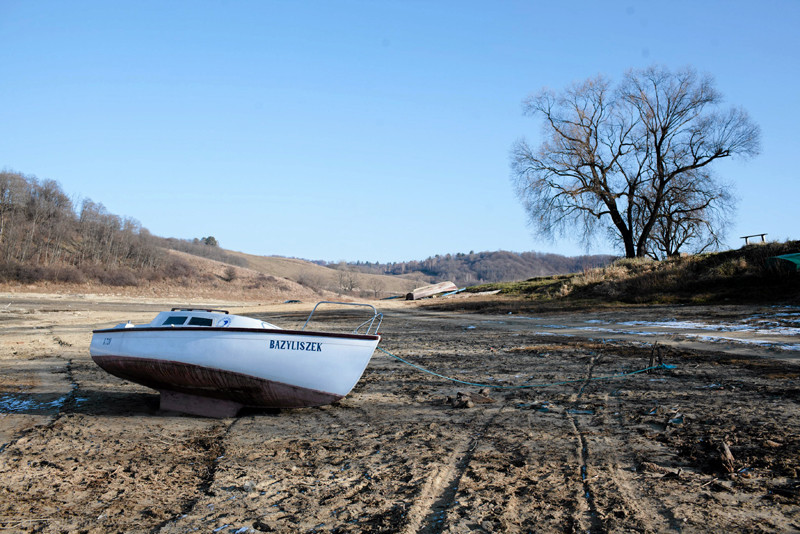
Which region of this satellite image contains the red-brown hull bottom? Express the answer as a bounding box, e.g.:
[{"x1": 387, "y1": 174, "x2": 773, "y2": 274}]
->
[{"x1": 92, "y1": 355, "x2": 343, "y2": 417}]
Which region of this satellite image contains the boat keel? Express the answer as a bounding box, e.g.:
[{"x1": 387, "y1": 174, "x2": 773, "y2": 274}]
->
[{"x1": 159, "y1": 389, "x2": 244, "y2": 418}]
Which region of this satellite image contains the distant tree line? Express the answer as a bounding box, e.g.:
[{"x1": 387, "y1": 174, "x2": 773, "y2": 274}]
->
[
  {"x1": 318, "y1": 250, "x2": 615, "y2": 287},
  {"x1": 0, "y1": 170, "x2": 192, "y2": 285}
]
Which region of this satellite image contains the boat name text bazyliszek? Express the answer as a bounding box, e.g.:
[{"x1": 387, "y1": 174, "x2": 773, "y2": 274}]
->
[{"x1": 269, "y1": 340, "x2": 322, "y2": 352}]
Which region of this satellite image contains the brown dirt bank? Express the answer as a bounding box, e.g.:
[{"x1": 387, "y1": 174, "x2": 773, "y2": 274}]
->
[{"x1": 0, "y1": 294, "x2": 797, "y2": 533}]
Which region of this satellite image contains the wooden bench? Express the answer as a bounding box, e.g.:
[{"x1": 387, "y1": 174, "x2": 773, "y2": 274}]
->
[{"x1": 740, "y1": 233, "x2": 767, "y2": 245}]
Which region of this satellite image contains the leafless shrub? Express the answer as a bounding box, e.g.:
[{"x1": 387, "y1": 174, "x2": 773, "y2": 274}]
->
[
  {"x1": 711, "y1": 258, "x2": 749, "y2": 278},
  {"x1": 557, "y1": 282, "x2": 573, "y2": 297},
  {"x1": 163, "y1": 258, "x2": 196, "y2": 279},
  {"x1": 96, "y1": 267, "x2": 139, "y2": 287},
  {"x1": 366, "y1": 277, "x2": 385, "y2": 298},
  {"x1": 277, "y1": 281, "x2": 292, "y2": 292},
  {"x1": 297, "y1": 272, "x2": 324, "y2": 293},
  {"x1": 223, "y1": 266, "x2": 237, "y2": 282},
  {"x1": 55, "y1": 266, "x2": 85, "y2": 284},
  {"x1": 0, "y1": 262, "x2": 44, "y2": 283},
  {"x1": 592, "y1": 281, "x2": 622, "y2": 299},
  {"x1": 246, "y1": 273, "x2": 267, "y2": 289}
]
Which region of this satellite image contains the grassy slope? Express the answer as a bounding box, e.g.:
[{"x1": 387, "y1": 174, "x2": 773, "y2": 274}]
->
[
  {"x1": 428, "y1": 241, "x2": 800, "y2": 313},
  {"x1": 225, "y1": 250, "x2": 417, "y2": 296}
]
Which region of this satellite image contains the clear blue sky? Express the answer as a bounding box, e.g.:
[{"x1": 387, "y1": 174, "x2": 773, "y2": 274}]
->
[{"x1": 1, "y1": 1, "x2": 797, "y2": 263}]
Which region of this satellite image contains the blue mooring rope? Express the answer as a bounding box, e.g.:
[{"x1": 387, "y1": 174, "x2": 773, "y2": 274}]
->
[{"x1": 376, "y1": 346, "x2": 676, "y2": 390}]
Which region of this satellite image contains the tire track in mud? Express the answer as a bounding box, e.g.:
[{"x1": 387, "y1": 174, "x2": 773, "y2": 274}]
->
[
  {"x1": 566, "y1": 349, "x2": 678, "y2": 533},
  {"x1": 401, "y1": 405, "x2": 505, "y2": 534},
  {"x1": 595, "y1": 376, "x2": 688, "y2": 532},
  {"x1": 565, "y1": 351, "x2": 606, "y2": 533},
  {"x1": 566, "y1": 415, "x2": 604, "y2": 533}
]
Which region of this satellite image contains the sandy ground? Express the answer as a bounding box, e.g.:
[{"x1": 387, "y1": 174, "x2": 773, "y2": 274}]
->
[{"x1": 0, "y1": 292, "x2": 798, "y2": 533}]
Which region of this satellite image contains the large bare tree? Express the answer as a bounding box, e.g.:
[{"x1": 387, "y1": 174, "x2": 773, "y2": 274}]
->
[{"x1": 511, "y1": 65, "x2": 760, "y2": 258}]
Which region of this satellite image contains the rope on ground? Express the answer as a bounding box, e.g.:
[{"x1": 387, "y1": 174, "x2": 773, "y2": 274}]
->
[{"x1": 376, "y1": 346, "x2": 676, "y2": 390}]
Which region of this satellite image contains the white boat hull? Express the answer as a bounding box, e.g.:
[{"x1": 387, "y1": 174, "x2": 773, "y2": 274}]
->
[{"x1": 90, "y1": 327, "x2": 380, "y2": 415}]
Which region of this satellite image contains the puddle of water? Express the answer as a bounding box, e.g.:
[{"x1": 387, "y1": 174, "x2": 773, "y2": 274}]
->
[
  {"x1": 0, "y1": 393, "x2": 70, "y2": 414},
  {"x1": 517, "y1": 308, "x2": 800, "y2": 351}
]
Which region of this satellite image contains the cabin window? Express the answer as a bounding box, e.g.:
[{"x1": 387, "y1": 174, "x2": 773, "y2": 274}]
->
[
  {"x1": 188, "y1": 317, "x2": 213, "y2": 326},
  {"x1": 162, "y1": 316, "x2": 188, "y2": 326}
]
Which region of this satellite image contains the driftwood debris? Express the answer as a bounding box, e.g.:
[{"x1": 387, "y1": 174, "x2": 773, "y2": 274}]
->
[
  {"x1": 648, "y1": 342, "x2": 662, "y2": 373},
  {"x1": 719, "y1": 440, "x2": 736, "y2": 473},
  {"x1": 639, "y1": 462, "x2": 683, "y2": 479},
  {"x1": 446, "y1": 389, "x2": 496, "y2": 409},
  {"x1": 406, "y1": 281, "x2": 459, "y2": 300}
]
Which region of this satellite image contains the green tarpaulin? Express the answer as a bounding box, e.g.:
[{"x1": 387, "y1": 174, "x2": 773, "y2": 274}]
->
[{"x1": 769, "y1": 253, "x2": 800, "y2": 271}]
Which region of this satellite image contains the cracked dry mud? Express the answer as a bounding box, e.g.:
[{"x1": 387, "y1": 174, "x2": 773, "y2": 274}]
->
[{"x1": 0, "y1": 295, "x2": 798, "y2": 533}]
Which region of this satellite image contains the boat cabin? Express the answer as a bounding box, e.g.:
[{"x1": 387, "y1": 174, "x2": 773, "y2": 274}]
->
[{"x1": 113, "y1": 308, "x2": 280, "y2": 330}]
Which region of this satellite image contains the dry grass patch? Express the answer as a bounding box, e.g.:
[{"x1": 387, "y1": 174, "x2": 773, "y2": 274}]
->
[{"x1": 458, "y1": 241, "x2": 800, "y2": 309}]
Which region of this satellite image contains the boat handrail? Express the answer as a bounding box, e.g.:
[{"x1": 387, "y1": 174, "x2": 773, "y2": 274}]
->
[
  {"x1": 170, "y1": 308, "x2": 230, "y2": 314},
  {"x1": 302, "y1": 301, "x2": 383, "y2": 335}
]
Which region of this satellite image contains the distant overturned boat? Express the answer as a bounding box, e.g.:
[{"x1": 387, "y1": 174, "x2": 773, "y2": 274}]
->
[
  {"x1": 90, "y1": 302, "x2": 382, "y2": 417},
  {"x1": 406, "y1": 281, "x2": 459, "y2": 300}
]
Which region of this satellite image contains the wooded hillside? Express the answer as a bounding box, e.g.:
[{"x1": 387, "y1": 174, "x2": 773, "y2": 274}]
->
[
  {"x1": 318, "y1": 251, "x2": 615, "y2": 288},
  {"x1": 0, "y1": 171, "x2": 179, "y2": 285}
]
